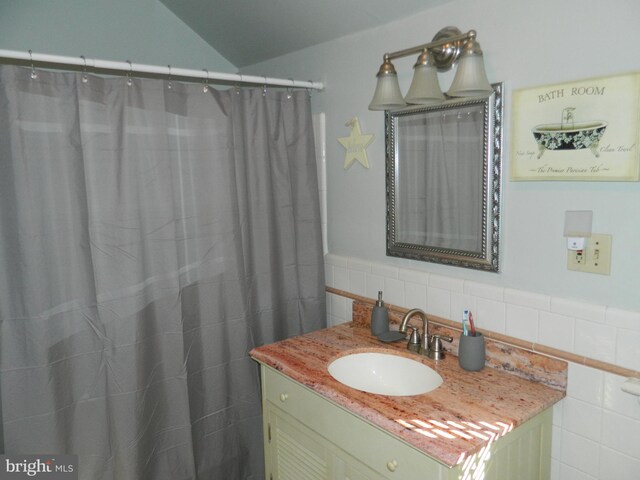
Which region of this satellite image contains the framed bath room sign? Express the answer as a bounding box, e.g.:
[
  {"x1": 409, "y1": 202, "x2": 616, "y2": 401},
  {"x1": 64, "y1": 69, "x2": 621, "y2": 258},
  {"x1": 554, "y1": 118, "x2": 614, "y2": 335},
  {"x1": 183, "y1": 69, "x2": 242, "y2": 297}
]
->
[{"x1": 510, "y1": 72, "x2": 640, "y2": 181}]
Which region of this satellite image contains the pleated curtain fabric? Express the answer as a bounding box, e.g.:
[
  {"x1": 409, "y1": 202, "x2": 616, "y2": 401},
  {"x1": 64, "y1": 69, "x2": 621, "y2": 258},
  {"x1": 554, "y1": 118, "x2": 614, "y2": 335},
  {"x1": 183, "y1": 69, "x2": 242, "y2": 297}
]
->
[
  {"x1": 0, "y1": 65, "x2": 325, "y2": 479},
  {"x1": 396, "y1": 106, "x2": 483, "y2": 251}
]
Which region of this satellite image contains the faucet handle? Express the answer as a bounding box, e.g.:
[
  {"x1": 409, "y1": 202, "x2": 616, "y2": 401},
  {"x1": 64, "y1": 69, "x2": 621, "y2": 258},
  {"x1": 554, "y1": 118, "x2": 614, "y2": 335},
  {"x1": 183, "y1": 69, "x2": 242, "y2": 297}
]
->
[
  {"x1": 432, "y1": 334, "x2": 453, "y2": 344},
  {"x1": 428, "y1": 334, "x2": 453, "y2": 360},
  {"x1": 407, "y1": 327, "x2": 421, "y2": 353}
]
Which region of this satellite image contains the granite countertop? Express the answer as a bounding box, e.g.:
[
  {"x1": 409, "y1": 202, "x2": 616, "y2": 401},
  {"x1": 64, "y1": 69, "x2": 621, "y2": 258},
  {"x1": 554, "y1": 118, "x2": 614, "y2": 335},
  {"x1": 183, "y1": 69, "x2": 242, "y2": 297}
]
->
[{"x1": 250, "y1": 322, "x2": 566, "y2": 468}]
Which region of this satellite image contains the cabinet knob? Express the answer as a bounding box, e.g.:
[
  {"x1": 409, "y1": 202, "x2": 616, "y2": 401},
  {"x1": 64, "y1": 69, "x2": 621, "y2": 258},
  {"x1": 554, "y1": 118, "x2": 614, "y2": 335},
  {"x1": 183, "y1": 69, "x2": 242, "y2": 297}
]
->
[
  {"x1": 386, "y1": 459, "x2": 398, "y2": 472},
  {"x1": 279, "y1": 393, "x2": 288, "y2": 402}
]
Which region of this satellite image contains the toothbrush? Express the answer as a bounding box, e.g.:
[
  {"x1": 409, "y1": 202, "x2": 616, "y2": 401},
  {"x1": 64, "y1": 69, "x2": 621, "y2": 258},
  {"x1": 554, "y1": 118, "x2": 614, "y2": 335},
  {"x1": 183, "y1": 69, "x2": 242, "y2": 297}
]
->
[
  {"x1": 468, "y1": 311, "x2": 476, "y2": 337},
  {"x1": 462, "y1": 310, "x2": 469, "y2": 336}
]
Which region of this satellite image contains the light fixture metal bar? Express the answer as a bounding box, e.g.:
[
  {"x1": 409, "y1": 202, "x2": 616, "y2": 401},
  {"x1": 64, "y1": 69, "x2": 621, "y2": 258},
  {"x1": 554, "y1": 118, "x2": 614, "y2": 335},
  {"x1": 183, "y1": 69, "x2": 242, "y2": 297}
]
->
[{"x1": 385, "y1": 29, "x2": 475, "y2": 62}]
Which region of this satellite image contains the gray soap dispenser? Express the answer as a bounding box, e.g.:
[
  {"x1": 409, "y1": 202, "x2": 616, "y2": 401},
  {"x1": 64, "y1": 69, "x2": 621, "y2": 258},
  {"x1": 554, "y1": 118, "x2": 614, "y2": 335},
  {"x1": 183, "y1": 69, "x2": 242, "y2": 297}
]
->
[{"x1": 371, "y1": 291, "x2": 389, "y2": 336}]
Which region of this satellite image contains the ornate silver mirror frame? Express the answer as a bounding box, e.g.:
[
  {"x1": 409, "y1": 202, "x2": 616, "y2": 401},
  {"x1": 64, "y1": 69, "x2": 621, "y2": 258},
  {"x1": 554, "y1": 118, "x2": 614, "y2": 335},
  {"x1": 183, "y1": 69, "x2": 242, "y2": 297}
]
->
[{"x1": 385, "y1": 83, "x2": 503, "y2": 271}]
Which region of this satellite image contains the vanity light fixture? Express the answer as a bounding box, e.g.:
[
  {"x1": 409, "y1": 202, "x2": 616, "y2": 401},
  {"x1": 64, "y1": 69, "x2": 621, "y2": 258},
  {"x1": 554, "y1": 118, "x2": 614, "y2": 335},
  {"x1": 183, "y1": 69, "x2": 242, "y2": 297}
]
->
[{"x1": 368, "y1": 26, "x2": 493, "y2": 110}]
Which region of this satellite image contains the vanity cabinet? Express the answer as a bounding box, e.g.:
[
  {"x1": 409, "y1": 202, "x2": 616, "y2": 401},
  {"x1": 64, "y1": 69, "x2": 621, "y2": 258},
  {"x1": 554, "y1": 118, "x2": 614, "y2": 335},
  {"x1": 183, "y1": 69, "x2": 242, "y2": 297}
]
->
[{"x1": 260, "y1": 365, "x2": 553, "y2": 480}]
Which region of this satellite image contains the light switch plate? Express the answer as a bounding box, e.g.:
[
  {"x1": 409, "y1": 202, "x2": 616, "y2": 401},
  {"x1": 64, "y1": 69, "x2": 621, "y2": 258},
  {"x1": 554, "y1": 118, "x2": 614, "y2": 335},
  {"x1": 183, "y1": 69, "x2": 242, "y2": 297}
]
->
[{"x1": 567, "y1": 233, "x2": 612, "y2": 275}]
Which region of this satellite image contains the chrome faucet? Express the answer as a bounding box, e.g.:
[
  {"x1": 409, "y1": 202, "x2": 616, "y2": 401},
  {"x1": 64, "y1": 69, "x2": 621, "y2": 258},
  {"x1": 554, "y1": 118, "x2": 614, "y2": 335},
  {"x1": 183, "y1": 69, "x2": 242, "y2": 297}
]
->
[
  {"x1": 399, "y1": 308, "x2": 452, "y2": 359},
  {"x1": 399, "y1": 309, "x2": 430, "y2": 355}
]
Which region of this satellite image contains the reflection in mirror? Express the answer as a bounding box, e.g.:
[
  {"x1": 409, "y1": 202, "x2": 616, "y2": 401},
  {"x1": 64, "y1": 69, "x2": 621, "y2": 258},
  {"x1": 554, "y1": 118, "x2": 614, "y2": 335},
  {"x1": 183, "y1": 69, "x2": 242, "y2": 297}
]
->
[{"x1": 386, "y1": 83, "x2": 503, "y2": 271}]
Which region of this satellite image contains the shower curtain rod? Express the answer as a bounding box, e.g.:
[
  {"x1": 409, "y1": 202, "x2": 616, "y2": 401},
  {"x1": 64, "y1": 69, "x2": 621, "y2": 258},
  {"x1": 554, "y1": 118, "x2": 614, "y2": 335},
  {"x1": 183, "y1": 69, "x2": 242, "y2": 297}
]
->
[{"x1": 0, "y1": 48, "x2": 324, "y2": 91}]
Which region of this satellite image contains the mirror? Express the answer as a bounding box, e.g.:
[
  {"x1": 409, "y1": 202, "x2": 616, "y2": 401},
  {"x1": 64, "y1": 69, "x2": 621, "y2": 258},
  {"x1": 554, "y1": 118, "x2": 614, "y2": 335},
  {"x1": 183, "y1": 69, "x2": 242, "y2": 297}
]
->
[{"x1": 385, "y1": 83, "x2": 503, "y2": 271}]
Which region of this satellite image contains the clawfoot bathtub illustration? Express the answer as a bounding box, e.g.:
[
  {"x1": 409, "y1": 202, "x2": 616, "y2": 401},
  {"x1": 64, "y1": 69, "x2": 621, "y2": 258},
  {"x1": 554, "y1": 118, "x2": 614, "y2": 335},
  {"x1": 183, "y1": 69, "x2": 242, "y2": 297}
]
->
[{"x1": 532, "y1": 107, "x2": 607, "y2": 158}]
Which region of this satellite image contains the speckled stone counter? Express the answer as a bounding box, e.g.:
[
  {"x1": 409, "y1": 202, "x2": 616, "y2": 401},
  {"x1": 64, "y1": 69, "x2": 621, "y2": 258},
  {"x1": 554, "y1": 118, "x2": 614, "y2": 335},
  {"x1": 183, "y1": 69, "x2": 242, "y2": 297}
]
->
[{"x1": 250, "y1": 321, "x2": 566, "y2": 468}]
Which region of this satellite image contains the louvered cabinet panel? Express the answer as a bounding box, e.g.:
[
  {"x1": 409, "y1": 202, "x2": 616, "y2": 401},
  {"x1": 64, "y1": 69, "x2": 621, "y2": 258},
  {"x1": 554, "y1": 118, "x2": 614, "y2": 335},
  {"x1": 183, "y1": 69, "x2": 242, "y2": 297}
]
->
[
  {"x1": 267, "y1": 403, "x2": 330, "y2": 480},
  {"x1": 266, "y1": 402, "x2": 386, "y2": 480}
]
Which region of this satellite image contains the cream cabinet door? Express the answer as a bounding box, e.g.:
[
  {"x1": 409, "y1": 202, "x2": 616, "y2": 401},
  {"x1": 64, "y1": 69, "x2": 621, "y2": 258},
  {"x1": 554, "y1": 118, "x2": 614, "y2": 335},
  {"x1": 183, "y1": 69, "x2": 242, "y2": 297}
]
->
[
  {"x1": 266, "y1": 402, "x2": 331, "y2": 480},
  {"x1": 266, "y1": 401, "x2": 385, "y2": 480}
]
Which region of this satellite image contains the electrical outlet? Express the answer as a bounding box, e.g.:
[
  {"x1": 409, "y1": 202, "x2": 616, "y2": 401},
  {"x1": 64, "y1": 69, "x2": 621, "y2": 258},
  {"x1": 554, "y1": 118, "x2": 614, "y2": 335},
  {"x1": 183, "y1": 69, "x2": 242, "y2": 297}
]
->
[{"x1": 567, "y1": 233, "x2": 612, "y2": 275}]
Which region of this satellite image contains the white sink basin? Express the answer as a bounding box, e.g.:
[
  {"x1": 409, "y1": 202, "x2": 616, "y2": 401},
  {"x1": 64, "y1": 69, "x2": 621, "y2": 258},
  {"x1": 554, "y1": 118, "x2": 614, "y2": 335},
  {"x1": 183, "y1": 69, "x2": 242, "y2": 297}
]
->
[{"x1": 327, "y1": 351, "x2": 443, "y2": 396}]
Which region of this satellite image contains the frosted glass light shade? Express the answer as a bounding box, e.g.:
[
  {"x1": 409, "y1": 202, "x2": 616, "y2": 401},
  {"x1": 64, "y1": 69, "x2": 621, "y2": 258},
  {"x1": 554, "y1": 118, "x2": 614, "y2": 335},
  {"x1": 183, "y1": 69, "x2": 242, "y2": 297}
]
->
[
  {"x1": 368, "y1": 74, "x2": 406, "y2": 110},
  {"x1": 447, "y1": 54, "x2": 493, "y2": 97},
  {"x1": 405, "y1": 64, "x2": 445, "y2": 105}
]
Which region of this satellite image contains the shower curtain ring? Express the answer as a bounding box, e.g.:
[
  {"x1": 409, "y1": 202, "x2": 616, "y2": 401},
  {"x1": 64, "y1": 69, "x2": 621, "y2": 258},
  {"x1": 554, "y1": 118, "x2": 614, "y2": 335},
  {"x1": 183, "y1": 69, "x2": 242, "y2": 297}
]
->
[
  {"x1": 202, "y1": 69, "x2": 209, "y2": 93},
  {"x1": 235, "y1": 74, "x2": 242, "y2": 95},
  {"x1": 287, "y1": 78, "x2": 294, "y2": 99},
  {"x1": 262, "y1": 75, "x2": 267, "y2": 97},
  {"x1": 80, "y1": 55, "x2": 88, "y2": 83},
  {"x1": 126, "y1": 60, "x2": 133, "y2": 86},
  {"x1": 28, "y1": 49, "x2": 38, "y2": 79},
  {"x1": 167, "y1": 65, "x2": 172, "y2": 89}
]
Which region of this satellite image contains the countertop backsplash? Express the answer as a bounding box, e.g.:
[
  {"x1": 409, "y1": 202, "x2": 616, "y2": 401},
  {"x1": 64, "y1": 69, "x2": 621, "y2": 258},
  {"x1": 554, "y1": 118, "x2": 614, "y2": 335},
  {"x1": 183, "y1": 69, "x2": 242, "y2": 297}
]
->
[{"x1": 352, "y1": 300, "x2": 568, "y2": 391}]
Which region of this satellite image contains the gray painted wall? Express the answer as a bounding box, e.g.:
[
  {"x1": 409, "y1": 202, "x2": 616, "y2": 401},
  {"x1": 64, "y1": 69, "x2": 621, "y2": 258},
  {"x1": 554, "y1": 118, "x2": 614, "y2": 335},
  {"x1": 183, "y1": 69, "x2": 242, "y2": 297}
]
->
[
  {"x1": 244, "y1": 0, "x2": 640, "y2": 312},
  {"x1": 244, "y1": 4, "x2": 640, "y2": 478},
  {"x1": 0, "y1": 0, "x2": 235, "y2": 72}
]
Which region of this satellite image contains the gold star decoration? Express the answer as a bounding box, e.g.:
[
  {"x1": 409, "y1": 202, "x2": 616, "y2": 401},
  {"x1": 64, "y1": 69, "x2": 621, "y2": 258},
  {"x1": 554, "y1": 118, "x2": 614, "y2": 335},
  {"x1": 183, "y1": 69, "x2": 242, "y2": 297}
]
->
[{"x1": 337, "y1": 117, "x2": 374, "y2": 170}]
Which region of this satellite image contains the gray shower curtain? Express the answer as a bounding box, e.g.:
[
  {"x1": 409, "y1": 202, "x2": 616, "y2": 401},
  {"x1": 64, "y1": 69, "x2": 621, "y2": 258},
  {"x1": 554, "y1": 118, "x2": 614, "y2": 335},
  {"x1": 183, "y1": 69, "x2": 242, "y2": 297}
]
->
[{"x1": 0, "y1": 65, "x2": 325, "y2": 479}]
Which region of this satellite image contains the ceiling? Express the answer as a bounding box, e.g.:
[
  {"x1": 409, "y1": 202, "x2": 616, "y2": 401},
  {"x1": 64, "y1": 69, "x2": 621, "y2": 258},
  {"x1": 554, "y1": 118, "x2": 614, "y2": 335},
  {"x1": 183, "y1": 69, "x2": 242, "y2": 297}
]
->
[{"x1": 160, "y1": 0, "x2": 452, "y2": 68}]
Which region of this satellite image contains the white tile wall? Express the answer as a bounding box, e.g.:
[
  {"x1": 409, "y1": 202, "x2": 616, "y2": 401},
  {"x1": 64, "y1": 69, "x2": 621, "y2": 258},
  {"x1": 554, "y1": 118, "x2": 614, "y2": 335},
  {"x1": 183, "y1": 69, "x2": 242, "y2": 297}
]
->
[
  {"x1": 560, "y1": 430, "x2": 600, "y2": 477},
  {"x1": 324, "y1": 253, "x2": 640, "y2": 480},
  {"x1": 599, "y1": 447, "x2": 640, "y2": 479},
  {"x1": 505, "y1": 304, "x2": 539, "y2": 343}
]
